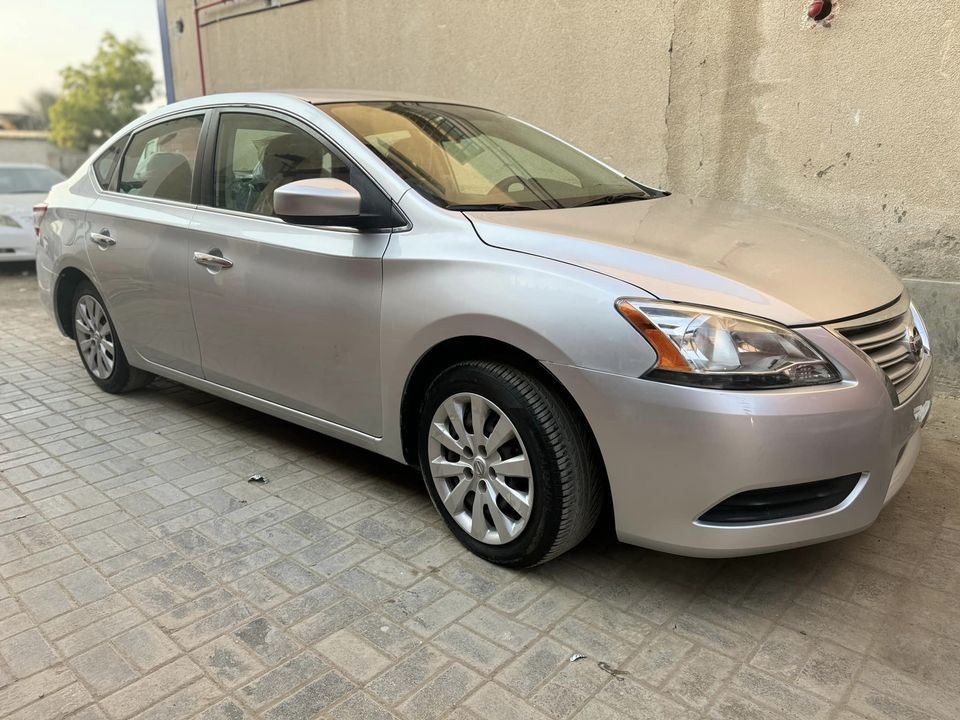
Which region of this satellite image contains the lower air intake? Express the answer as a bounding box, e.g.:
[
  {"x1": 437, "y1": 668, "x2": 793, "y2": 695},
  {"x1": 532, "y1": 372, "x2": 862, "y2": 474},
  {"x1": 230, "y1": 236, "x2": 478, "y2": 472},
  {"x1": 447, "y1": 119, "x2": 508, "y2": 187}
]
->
[{"x1": 698, "y1": 474, "x2": 862, "y2": 525}]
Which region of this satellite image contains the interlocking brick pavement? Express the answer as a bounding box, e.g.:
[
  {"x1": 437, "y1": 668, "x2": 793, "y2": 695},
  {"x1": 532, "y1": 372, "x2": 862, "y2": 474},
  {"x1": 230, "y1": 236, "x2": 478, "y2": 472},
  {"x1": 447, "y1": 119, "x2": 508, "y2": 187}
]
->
[{"x1": 1, "y1": 264, "x2": 959, "y2": 719}]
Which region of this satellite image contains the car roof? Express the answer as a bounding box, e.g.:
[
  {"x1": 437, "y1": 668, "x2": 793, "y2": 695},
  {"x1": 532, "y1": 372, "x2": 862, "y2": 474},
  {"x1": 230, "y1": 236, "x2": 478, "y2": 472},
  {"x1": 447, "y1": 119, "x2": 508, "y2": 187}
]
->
[
  {"x1": 145, "y1": 89, "x2": 475, "y2": 121},
  {"x1": 277, "y1": 88, "x2": 460, "y2": 105}
]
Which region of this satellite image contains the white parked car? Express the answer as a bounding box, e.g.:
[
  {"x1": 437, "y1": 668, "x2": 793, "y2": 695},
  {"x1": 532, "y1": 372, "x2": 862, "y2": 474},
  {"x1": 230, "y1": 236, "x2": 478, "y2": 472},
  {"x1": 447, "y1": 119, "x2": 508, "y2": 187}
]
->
[{"x1": 0, "y1": 163, "x2": 65, "y2": 262}]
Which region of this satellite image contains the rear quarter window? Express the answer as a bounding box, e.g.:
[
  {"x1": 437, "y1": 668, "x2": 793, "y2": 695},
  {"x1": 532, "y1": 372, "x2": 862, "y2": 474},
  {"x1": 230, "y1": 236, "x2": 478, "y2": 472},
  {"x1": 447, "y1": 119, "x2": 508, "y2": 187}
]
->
[{"x1": 93, "y1": 137, "x2": 127, "y2": 189}]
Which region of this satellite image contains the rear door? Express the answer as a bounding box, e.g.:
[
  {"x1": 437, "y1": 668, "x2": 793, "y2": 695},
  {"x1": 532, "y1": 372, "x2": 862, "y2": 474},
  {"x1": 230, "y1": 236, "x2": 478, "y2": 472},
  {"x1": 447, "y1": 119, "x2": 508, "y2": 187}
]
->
[
  {"x1": 187, "y1": 109, "x2": 391, "y2": 435},
  {"x1": 84, "y1": 112, "x2": 206, "y2": 376}
]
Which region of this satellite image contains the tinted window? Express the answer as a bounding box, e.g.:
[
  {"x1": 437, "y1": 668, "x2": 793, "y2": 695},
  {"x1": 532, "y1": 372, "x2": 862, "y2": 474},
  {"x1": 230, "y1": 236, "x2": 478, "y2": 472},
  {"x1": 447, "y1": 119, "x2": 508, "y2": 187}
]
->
[
  {"x1": 323, "y1": 101, "x2": 650, "y2": 211},
  {"x1": 213, "y1": 113, "x2": 352, "y2": 217},
  {"x1": 118, "y1": 116, "x2": 203, "y2": 202},
  {"x1": 0, "y1": 166, "x2": 65, "y2": 194},
  {"x1": 93, "y1": 137, "x2": 126, "y2": 188}
]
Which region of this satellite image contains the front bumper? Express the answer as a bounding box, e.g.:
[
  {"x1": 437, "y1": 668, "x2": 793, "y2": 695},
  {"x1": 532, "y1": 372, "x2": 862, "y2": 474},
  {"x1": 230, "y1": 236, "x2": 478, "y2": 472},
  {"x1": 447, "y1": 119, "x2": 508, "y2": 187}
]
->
[
  {"x1": 0, "y1": 228, "x2": 37, "y2": 261},
  {"x1": 546, "y1": 327, "x2": 933, "y2": 557}
]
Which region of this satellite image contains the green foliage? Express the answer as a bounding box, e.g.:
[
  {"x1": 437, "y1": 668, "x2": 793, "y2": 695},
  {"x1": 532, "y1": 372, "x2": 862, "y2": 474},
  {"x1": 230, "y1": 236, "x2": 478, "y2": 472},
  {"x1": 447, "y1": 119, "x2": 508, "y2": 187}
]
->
[{"x1": 49, "y1": 33, "x2": 155, "y2": 150}]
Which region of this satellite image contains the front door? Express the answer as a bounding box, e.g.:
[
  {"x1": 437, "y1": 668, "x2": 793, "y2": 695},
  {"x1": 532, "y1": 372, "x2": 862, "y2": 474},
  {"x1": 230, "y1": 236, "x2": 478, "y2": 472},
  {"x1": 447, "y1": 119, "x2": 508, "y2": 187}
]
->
[
  {"x1": 187, "y1": 110, "x2": 390, "y2": 436},
  {"x1": 84, "y1": 113, "x2": 205, "y2": 376}
]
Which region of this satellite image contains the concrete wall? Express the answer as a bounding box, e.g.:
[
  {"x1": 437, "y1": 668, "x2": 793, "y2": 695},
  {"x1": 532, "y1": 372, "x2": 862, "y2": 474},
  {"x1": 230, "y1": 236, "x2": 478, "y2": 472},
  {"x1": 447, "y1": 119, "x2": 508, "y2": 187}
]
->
[
  {"x1": 0, "y1": 133, "x2": 88, "y2": 175},
  {"x1": 162, "y1": 0, "x2": 959, "y2": 388}
]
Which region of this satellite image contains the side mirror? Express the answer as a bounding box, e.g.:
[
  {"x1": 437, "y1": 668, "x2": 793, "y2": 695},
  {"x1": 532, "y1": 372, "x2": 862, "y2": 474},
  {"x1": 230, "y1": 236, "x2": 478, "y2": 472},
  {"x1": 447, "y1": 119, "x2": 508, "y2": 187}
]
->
[
  {"x1": 274, "y1": 178, "x2": 361, "y2": 225},
  {"x1": 274, "y1": 177, "x2": 404, "y2": 230}
]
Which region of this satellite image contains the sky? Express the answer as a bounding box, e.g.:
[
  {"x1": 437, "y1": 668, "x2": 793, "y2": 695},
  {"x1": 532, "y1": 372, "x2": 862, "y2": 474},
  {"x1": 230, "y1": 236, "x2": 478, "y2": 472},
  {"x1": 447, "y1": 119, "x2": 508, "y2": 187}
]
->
[{"x1": 0, "y1": 0, "x2": 166, "y2": 112}]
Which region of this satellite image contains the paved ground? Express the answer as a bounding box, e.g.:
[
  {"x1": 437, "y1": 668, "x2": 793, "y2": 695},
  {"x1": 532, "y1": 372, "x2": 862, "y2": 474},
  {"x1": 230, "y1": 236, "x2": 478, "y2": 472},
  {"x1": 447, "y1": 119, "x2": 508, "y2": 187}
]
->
[{"x1": 1, "y1": 263, "x2": 959, "y2": 720}]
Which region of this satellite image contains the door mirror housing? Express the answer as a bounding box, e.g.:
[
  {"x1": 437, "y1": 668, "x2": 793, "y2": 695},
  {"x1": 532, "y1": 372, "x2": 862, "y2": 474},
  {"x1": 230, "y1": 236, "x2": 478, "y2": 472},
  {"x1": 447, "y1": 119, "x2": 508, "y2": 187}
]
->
[{"x1": 274, "y1": 178, "x2": 390, "y2": 229}]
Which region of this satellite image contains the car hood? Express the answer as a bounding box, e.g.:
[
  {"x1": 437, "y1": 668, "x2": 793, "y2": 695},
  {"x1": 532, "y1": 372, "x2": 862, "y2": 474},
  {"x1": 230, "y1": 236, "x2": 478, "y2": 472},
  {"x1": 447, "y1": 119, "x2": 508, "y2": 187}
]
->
[
  {"x1": 0, "y1": 193, "x2": 45, "y2": 228},
  {"x1": 466, "y1": 193, "x2": 902, "y2": 326}
]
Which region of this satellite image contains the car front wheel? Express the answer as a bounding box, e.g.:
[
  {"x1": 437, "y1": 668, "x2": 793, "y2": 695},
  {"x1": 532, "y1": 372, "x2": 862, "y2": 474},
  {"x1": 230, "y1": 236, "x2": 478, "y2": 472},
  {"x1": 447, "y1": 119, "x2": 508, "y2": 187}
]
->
[{"x1": 418, "y1": 360, "x2": 603, "y2": 567}]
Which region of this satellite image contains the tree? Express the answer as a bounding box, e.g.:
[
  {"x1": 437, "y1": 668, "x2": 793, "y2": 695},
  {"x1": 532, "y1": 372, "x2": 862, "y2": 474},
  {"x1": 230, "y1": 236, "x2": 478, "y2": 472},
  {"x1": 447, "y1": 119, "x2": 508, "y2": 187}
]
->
[
  {"x1": 49, "y1": 33, "x2": 155, "y2": 150},
  {"x1": 20, "y1": 90, "x2": 58, "y2": 130}
]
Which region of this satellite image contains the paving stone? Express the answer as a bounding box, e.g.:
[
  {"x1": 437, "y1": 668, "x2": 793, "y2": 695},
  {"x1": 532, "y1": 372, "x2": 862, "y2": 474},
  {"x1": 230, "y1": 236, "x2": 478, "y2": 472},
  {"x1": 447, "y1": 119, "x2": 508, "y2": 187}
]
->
[
  {"x1": 133, "y1": 677, "x2": 224, "y2": 720},
  {"x1": 350, "y1": 614, "x2": 422, "y2": 659},
  {"x1": 70, "y1": 643, "x2": 138, "y2": 695},
  {"x1": 0, "y1": 665, "x2": 76, "y2": 715},
  {"x1": 192, "y1": 635, "x2": 265, "y2": 688},
  {"x1": 496, "y1": 637, "x2": 571, "y2": 697},
  {"x1": 19, "y1": 581, "x2": 75, "y2": 622},
  {"x1": 464, "y1": 682, "x2": 552, "y2": 720},
  {"x1": 664, "y1": 647, "x2": 738, "y2": 710},
  {"x1": 5, "y1": 681, "x2": 93, "y2": 720},
  {"x1": 0, "y1": 628, "x2": 59, "y2": 678},
  {"x1": 197, "y1": 699, "x2": 248, "y2": 720},
  {"x1": 328, "y1": 692, "x2": 399, "y2": 720},
  {"x1": 233, "y1": 617, "x2": 299, "y2": 664},
  {"x1": 431, "y1": 624, "x2": 513, "y2": 675},
  {"x1": 238, "y1": 652, "x2": 327, "y2": 709},
  {"x1": 99, "y1": 656, "x2": 202, "y2": 719},
  {"x1": 112, "y1": 622, "x2": 180, "y2": 671},
  {"x1": 397, "y1": 662, "x2": 482, "y2": 720},
  {"x1": 60, "y1": 566, "x2": 115, "y2": 605},
  {"x1": 315, "y1": 628, "x2": 393, "y2": 682},
  {"x1": 262, "y1": 559, "x2": 322, "y2": 594},
  {"x1": 367, "y1": 645, "x2": 449, "y2": 705},
  {"x1": 263, "y1": 669, "x2": 355, "y2": 720}
]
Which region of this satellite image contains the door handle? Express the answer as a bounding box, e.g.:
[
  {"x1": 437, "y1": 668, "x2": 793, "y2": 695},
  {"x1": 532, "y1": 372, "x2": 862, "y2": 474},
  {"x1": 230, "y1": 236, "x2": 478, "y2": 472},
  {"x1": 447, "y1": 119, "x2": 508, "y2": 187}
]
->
[
  {"x1": 193, "y1": 251, "x2": 234, "y2": 270},
  {"x1": 90, "y1": 231, "x2": 116, "y2": 248}
]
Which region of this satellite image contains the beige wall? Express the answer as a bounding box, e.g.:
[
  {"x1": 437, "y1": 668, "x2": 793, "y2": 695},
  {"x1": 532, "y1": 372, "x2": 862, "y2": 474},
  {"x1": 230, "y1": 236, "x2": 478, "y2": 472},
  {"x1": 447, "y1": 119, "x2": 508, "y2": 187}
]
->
[
  {"x1": 162, "y1": 0, "x2": 960, "y2": 386},
  {"x1": 0, "y1": 133, "x2": 87, "y2": 175}
]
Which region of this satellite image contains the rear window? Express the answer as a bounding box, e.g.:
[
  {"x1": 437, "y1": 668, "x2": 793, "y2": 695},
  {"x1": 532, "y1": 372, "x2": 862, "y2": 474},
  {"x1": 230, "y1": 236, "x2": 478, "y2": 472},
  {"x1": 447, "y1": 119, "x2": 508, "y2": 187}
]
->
[
  {"x1": 0, "y1": 166, "x2": 65, "y2": 194},
  {"x1": 118, "y1": 115, "x2": 203, "y2": 203}
]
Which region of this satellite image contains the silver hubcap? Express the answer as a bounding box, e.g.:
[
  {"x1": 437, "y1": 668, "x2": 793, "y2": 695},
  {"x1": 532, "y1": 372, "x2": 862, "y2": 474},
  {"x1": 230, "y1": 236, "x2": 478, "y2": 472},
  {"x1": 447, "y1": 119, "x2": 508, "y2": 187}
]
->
[
  {"x1": 427, "y1": 392, "x2": 533, "y2": 545},
  {"x1": 74, "y1": 295, "x2": 115, "y2": 379}
]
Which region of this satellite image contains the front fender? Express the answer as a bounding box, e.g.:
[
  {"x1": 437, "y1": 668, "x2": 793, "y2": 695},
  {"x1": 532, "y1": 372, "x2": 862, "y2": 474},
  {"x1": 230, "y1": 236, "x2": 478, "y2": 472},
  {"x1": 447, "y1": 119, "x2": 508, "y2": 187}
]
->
[{"x1": 378, "y1": 195, "x2": 657, "y2": 460}]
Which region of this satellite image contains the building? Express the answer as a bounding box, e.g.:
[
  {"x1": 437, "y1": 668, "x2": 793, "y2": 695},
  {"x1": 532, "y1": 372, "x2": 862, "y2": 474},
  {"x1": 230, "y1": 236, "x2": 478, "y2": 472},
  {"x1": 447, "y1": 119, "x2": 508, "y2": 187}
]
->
[{"x1": 157, "y1": 0, "x2": 959, "y2": 387}]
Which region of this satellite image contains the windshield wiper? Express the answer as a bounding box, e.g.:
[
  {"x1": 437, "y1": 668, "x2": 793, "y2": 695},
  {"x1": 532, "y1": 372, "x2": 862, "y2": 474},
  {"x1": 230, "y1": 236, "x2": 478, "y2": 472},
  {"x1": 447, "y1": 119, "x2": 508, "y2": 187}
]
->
[
  {"x1": 571, "y1": 192, "x2": 649, "y2": 208},
  {"x1": 447, "y1": 203, "x2": 540, "y2": 211}
]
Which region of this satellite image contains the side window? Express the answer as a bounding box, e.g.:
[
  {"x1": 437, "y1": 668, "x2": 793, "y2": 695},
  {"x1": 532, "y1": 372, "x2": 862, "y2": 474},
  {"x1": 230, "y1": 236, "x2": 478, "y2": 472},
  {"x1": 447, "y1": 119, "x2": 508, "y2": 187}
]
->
[
  {"x1": 93, "y1": 136, "x2": 126, "y2": 188},
  {"x1": 213, "y1": 113, "x2": 354, "y2": 218},
  {"x1": 118, "y1": 115, "x2": 203, "y2": 202}
]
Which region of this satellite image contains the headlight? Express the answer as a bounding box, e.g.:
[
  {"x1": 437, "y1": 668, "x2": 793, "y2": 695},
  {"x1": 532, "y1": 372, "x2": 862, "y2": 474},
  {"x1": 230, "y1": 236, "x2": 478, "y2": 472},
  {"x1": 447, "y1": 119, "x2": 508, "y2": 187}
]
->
[
  {"x1": 616, "y1": 299, "x2": 841, "y2": 389},
  {"x1": 909, "y1": 301, "x2": 930, "y2": 352},
  {"x1": 0, "y1": 214, "x2": 20, "y2": 228}
]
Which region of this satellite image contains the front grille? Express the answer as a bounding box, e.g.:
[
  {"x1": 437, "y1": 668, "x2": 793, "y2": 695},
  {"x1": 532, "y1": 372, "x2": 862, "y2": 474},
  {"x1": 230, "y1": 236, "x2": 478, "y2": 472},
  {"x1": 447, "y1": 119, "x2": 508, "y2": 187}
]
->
[
  {"x1": 698, "y1": 473, "x2": 862, "y2": 525},
  {"x1": 832, "y1": 298, "x2": 926, "y2": 403}
]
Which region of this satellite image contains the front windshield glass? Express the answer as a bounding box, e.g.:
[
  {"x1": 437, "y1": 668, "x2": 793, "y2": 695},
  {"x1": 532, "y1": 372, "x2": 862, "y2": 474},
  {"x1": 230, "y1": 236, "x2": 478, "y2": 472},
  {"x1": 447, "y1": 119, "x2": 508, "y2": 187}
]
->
[
  {"x1": 322, "y1": 101, "x2": 649, "y2": 210},
  {"x1": 0, "y1": 166, "x2": 65, "y2": 194}
]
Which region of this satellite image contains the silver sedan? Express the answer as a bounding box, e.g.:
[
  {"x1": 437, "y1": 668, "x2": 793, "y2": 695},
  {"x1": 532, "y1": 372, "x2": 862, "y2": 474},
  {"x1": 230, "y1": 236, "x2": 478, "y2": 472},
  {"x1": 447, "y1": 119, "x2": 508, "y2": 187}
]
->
[{"x1": 35, "y1": 91, "x2": 933, "y2": 566}]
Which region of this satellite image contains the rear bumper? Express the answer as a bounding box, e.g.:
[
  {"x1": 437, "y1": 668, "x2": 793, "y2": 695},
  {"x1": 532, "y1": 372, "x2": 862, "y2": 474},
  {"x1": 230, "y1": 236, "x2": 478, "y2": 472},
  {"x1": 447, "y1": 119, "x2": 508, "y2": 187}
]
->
[{"x1": 547, "y1": 327, "x2": 933, "y2": 557}]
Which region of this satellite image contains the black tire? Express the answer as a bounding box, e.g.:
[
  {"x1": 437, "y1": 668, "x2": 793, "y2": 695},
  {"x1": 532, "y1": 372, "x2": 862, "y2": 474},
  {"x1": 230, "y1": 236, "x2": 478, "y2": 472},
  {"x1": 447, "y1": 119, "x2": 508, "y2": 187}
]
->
[
  {"x1": 418, "y1": 360, "x2": 603, "y2": 567},
  {"x1": 71, "y1": 279, "x2": 154, "y2": 393}
]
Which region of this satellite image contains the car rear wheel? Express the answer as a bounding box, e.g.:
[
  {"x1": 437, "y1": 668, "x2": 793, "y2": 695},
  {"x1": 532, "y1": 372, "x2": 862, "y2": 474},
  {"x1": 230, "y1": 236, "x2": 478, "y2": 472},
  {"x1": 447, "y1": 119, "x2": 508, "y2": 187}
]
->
[
  {"x1": 72, "y1": 280, "x2": 154, "y2": 393},
  {"x1": 418, "y1": 360, "x2": 602, "y2": 567}
]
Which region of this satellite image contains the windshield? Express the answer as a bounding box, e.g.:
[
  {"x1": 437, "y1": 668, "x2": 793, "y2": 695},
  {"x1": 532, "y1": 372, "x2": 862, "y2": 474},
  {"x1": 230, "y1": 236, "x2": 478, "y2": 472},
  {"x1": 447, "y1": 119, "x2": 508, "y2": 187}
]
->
[
  {"x1": 0, "y1": 166, "x2": 65, "y2": 194},
  {"x1": 321, "y1": 101, "x2": 650, "y2": 210}
]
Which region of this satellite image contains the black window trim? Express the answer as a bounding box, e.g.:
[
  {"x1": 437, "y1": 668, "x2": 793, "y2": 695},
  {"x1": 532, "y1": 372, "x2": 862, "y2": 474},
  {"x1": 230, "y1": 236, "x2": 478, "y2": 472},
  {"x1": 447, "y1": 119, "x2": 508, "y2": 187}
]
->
[
  {"x1": 94, "y1": 108, "x2": 211, "y2": 208},
  {"x1": 197, "y1": 105, "x2": 409, "y2": 233}
]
